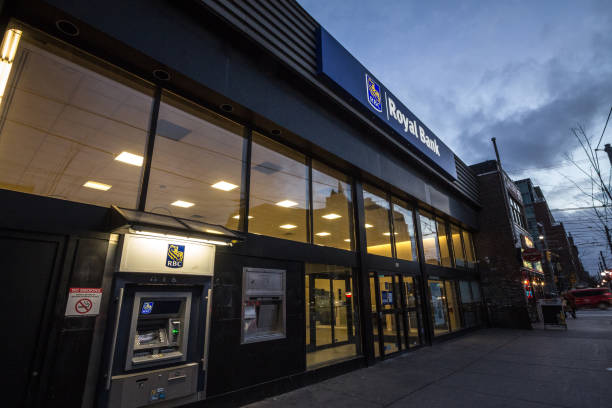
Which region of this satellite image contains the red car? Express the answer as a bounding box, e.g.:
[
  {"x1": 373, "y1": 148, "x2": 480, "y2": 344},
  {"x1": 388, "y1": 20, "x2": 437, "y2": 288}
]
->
[{"x1": 568, "y1": 288, "x2": 612, "y2": 309}]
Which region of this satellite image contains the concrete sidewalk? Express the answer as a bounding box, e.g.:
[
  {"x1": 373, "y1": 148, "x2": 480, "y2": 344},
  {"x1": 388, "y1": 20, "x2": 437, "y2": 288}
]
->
[{"x1": 245, "y1": 311, "x2": 612, "y2": 408}]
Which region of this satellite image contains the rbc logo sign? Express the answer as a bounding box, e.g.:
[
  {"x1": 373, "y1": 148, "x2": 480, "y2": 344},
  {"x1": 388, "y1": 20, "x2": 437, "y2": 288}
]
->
[
  {"x1": 166, "y1": 244, "x2": 185, "y2": 268},
  {"x1": 365, "y1": 74, "x2": 382, "y2": 113},
  {"x1": 141, "y1": 301, "x2": 154, "y2": 314}
]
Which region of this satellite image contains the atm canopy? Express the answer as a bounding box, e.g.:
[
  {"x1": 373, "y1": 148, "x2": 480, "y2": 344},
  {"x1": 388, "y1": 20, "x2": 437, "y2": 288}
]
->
[{"x1": 108, "y1": 206, "x2": 243, "y2": 245}]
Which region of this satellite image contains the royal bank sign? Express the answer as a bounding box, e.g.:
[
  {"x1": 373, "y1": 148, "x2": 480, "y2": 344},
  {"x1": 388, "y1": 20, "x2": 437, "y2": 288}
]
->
[{"x1": 317, "y1": 28, "x2": 456, "y2": 179}]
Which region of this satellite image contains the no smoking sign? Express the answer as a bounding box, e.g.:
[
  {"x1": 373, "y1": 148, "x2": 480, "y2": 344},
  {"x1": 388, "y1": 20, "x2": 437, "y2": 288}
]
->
[{"x1": 65, "y1": 288, "x2": 102, "y2": 317}]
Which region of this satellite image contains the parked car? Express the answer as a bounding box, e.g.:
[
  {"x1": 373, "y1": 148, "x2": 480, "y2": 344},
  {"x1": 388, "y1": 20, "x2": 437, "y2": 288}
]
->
[{"x1": 568, "y1": 288, "x2": 612, "y2": 309}]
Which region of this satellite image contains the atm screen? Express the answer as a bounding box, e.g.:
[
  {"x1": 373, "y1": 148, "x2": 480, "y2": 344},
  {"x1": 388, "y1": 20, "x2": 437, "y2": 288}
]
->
[{"x1": 140, "y1": 300, "x2": 182, "y2": 315}]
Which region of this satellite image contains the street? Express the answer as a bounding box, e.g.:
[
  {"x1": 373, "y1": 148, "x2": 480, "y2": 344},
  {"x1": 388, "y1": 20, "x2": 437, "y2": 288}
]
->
[{"x1": 245, "y1": 310, "x2": 612, "y2": 408}]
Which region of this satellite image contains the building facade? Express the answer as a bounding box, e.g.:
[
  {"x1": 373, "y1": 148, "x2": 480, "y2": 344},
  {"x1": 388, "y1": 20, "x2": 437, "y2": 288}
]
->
[
  {"x1": 2, "y1": 1, "x2": 486, "y2": 407},
  {"x1": 470, "y1": 161, "x2": 544, "y2": 328},
  {"x1": 516, "y1": 179, "x2": 588, "y2": 291}
]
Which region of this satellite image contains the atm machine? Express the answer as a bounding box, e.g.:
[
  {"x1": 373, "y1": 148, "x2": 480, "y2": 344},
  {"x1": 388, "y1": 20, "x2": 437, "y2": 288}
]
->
[{"x1": 99, "y1": 207, "x2": 241, "y2": 408}]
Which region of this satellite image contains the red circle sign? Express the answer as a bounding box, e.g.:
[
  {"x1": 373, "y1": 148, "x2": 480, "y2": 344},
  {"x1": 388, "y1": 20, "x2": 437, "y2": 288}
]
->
[{"x1": 75, "y1": 298, "x2": 93, "y2": 314}]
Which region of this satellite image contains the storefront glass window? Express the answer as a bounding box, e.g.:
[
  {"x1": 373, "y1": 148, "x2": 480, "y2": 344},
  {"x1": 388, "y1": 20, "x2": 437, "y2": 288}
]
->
[
  {"x1": 392, "y1": 199, "x2": 418, "y2": 261},
  {"x1": 459, "y1": 280, "x2": 478, "y2": 327},
  {"x1": 471, "y1": 281, "x2": 481, "y2": 301},
  {"x1": 0, "y1": 34, "x2": 153, "y2": 208},
  {"x1": 146, "y1": 92, "x2": 244, "y2": 229},
  {"x1": 249, "y1": 133, "x2": 308, "y2": 242},
  {"x1": 420, "y1": 213, "x2": 440, "y2": 265},
  {"x1": 306, "y1": 264, "x2": 360, "y2": 369},
  {"x1": 459, "y1": 280, "x2": 473, "y2": 303},
  {"x1": 312, "y1": 161, "x2": 353, "y2": 250},
  {"x1": 444, "y1": 280, "x2": 461, "y2": 331},
  {"x1": 450, "y1": 224, "x2": 465, "y2": 267},
  {"x1": 363, "y1": 185, "x2": 392, "y2": 257},
  {"x1": 462, "y1": 230, "x2": 476, "y2": 268},
  {"x1": 437, "y1": 219, "x2": 452, "y2": 267},
  {"x1": 428, "y1": 280, "x2": 449, "y2": 335}
]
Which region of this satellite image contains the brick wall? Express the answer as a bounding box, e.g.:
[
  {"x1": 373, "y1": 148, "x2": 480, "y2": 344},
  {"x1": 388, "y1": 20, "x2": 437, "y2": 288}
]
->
[{"x1": 471, "y1": 164, "x2": 531, "y2": 328}]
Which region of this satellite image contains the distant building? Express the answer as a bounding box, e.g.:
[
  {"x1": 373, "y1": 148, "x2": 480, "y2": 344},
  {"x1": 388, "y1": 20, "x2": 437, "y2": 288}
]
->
[
  {"x1": 470, "y1": 161, "x2": 544, "y2": 329},
  {"x1": 516, "y1": 179, "x2": 588, "y2": 291}
]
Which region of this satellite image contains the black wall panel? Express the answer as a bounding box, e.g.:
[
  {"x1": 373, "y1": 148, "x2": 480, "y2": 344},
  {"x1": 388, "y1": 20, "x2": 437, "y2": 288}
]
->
[
  {"x1": 207, "y1": 252, "x2": 305, "y2": 396},
  {"x1": 1, "y1": 232, "x2": 65, "y2": 408},
  {"x1": 46, "y1": 236, "x2": 110, "y2": 407}
]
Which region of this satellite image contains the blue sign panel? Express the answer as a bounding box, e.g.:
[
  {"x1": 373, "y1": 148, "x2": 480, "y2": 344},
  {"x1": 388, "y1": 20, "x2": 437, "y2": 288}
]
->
[
  {"x1": 141, "y1": 301, "x2": 154, "y2": 315},
  {"x1": 317, "y1": 28, "x2": 457, "y2": 179}
]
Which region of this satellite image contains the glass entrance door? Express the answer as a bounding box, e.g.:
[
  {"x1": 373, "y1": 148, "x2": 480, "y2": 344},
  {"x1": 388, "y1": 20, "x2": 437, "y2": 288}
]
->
[
  {"x1": 370, "y1": 272, "x2": 420, "y2": 358},
  {"x1": 403, "y1": 276, "x2": 422, "y2": 347},
  {"x1": 307, "y1": 272, "x2": 355, "y2": 355},
  {"x1": 444, "y1": 280, "x2": 462, "y2": 331}
]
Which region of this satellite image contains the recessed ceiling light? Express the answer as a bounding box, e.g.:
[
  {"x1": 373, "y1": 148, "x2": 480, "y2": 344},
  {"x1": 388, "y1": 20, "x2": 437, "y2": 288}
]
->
[
  {"x1": 322, "y1": 213, "x2": 342, "y2": 220},
  {"x1": 276, "y1": 200, "x2": 298, "y2": 208},
  {"x1": 205, "y1": 229, "x2": 223, "y2": 235},
  {"x1": 232, "y1": 215, "x2": 254, "y2": 220},
  {"x1": 115, "y1": 151, "x2": 143, "y2": 166},
  {"x1": 280, "y1": 224, "x2": 297, "y2": 229},
  {"x1": 171, "y1": 200, "x2": 194, "y2": 208},
  {"x1": 315, "y1": 232, "x2": 331, "y2": 236},
  {"x1": 365, "y1": 224, "x2": 374, "y2": 228},
  {"x1": 211, "y1": 181, "x2": 238, "y2": 191},
  {"x1": 83, "y1": 181, "x2": 111, "y2": 191},
  {"x1": 344, "y1": 239, "x2": 351, "y2": 242}
]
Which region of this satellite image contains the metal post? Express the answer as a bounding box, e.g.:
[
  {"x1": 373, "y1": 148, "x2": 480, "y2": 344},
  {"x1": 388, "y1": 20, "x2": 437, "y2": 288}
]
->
[
  {"x1": 600, "y1": 251, "x2": 608, "y2": 270},
  {"x1": 605, "y1": 225, "x2": 612, "y2": 256}
]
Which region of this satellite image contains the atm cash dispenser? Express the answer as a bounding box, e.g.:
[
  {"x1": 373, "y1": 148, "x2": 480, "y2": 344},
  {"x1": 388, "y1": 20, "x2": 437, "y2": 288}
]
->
[
  {"x1": 241, "y1": 268, "x2": 286, "y2": 344},
  {"x1": 100, "y1": 207, "x2": 241, "y2": 408}
]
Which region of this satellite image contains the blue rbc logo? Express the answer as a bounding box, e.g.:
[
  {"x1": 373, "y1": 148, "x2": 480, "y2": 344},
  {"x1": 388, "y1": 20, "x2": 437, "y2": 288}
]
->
[
  {"x1": 365, "y1": 74, "x2": 382, "y2": 113},
  {"x1": 141, "y1": 301, "x2": 154, "y2": 314},
  {"x1": 166, "y1": 244, "x2": 185, "y2": 268}
]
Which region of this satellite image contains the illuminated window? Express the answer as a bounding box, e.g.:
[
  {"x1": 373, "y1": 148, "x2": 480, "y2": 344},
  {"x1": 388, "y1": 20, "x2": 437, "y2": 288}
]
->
[
  {"x1": 462, "y1": 229, "x2": 476, "y2": 268},
  {"x1": 419, "y1": 212, "x2": 440, "y2": 265},
  {"x1": 363, "y1": 185, "x2": 392, "y2": 257},
  {"x1": 312, "y1": 161, "x2": 354, "y2": 250},
  {"x1": 248, "y1": 133, "x2": 308, "y2": 243},
  {"x1": 437, "y1": 219, "x2": 452, "y2": 267},
  {"x1": 0, "y1": 29, "x2": 152, "y2": 208},
  {"x1": 451, "y1": 224, "x2": 465, "y2": 267},
  {"x1": 392, "y1": 198, "x2": 417, "y2": 261},
  {"x1": 146, "y1": 92, "x2": 244, "y2": 229}
]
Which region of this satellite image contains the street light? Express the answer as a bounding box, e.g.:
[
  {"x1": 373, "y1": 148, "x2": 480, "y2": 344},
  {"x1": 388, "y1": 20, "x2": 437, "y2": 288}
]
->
[{"x1": 539, "y1": 235, "x2": 544, "y2": 240}]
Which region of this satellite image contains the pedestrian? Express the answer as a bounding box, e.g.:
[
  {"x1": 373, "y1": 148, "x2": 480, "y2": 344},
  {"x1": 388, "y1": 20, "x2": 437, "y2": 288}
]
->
[{"x1": 562, "y1": 292, "x2": 576, "y2": 319}]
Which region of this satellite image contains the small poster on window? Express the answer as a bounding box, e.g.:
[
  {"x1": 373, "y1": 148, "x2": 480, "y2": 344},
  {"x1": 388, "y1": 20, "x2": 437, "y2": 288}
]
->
[{"x1": 382, "y1": 291, "x2": 393, "y2": 305}]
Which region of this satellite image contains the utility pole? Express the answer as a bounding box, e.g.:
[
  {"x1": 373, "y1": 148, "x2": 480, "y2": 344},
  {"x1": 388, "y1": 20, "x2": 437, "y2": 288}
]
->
[
  {"x1": 605, "y1": 225, "x2": 612, "y2": 255},
  {"x1": 600, "y1": 251, "x2": 608, "y2": 270}
]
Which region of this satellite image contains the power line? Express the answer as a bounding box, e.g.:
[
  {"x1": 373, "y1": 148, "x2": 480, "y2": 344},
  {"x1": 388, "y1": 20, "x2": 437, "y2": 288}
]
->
[{"x1": 550, "y1": 205, "x2": 608, "y2": 212}]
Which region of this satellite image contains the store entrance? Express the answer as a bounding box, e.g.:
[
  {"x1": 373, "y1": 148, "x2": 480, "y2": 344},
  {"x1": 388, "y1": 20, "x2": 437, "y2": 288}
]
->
[
  {"x1": 370, "y1": 272, "x2": 422, "y2": 358},
  {"x1": 306, "y1": 272, "x2": 356, "y2": 356}
]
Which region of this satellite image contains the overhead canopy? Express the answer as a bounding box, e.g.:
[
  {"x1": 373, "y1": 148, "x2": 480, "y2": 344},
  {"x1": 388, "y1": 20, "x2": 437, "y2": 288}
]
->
[{"x1": 108, "y1": 206, "x2": 243, "y2": 245}]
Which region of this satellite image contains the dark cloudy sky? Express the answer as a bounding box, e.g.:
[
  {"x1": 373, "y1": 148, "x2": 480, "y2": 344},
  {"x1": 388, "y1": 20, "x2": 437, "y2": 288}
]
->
[{"x1": 299, "y1": 0, "x2": 612, "y2": 278}]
